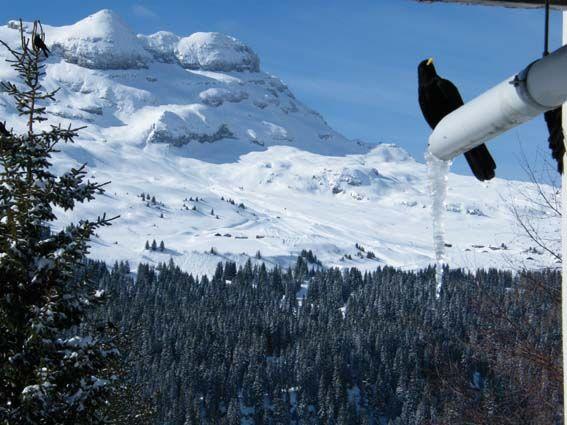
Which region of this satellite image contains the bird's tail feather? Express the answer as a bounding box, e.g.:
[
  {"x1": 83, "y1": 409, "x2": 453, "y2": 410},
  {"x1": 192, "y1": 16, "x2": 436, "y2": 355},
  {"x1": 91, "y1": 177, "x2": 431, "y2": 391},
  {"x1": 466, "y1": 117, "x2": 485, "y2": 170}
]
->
[
  {"x1": 463, "y1": 144, "x2": 496, "y2": 182},
  {"x1": 544, "y1": 107, "x2": 564, "y2": 174}
]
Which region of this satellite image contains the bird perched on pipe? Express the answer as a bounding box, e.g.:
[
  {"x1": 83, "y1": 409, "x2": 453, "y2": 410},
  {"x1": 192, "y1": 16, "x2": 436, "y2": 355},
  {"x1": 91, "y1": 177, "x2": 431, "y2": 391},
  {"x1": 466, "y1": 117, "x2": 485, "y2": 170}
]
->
[
  {"x1": 544, "y1": 107, "x2": 564, "y2": 174},
  {"x1": 33, "y1": 34, "x2": 49, "y2": 58},
  {"x1": 418, "y1": 58, "x2": 496, "y2": 181}
]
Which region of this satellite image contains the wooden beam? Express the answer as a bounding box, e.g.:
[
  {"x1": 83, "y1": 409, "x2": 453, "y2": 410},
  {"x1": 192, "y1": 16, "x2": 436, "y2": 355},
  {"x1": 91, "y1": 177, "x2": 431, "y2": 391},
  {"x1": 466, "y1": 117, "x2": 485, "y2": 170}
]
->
[{"x1": 417, "y1": 0, "x2": 567, "y2": 9}]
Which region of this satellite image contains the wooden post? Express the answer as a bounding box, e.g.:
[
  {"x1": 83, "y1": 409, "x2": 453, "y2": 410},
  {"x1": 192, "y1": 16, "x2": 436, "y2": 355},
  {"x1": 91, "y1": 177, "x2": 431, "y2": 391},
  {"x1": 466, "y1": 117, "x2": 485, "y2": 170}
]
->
[{"x1": 563, "y1": 10, "x2": 567, "y2": 420}]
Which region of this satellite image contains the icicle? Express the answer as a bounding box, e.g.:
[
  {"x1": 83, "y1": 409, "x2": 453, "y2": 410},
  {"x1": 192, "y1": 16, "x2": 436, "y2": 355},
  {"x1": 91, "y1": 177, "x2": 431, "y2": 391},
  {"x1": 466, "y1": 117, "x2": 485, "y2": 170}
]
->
[{"x1": 425, "y1": 150, "x2": 451, "y2": 299}]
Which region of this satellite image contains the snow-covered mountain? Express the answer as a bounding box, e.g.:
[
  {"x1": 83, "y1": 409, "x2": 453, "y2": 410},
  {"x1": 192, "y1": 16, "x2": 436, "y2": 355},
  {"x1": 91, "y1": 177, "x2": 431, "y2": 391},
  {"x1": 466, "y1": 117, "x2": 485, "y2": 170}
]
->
[{"x1": 0, "y1": 10, "x2": 558, "y2": 275}]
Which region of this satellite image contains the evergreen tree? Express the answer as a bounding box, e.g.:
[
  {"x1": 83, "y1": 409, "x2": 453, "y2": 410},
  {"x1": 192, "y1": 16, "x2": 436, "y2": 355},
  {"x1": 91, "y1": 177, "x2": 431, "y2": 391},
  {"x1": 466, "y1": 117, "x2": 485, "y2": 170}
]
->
[
  {"x1": 226, "y1": 398, "x2": 241, "y2": 425},
  {"x1": 159, "y1": 240, "x2": 165, "y2": 252},
  {"x1": 272, "y1": 394, "x2": 290, "y2": 424},
  {"x1": 0, "y1": 21, "x2": 117, "y2": 424},
  {"x1": 100, "y1": 324, "x2": 157, "y2": 425},
  {"x1": 151, "y1": 239, "x2": 157, "y2": 251}
]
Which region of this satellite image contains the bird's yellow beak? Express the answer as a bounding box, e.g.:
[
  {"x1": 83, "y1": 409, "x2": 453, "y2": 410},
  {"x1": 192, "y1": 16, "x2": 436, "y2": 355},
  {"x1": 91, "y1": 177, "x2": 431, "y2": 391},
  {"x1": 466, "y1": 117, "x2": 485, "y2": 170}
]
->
[{"x1": 426, "y1": 58, "x2": 434, "y2": 66}]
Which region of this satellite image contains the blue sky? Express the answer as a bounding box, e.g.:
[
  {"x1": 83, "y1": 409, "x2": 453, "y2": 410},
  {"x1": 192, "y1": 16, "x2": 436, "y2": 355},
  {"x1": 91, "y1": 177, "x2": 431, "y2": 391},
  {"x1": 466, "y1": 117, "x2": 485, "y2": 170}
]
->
[{"x1": 0, "y1": 1, "x2": 563, "y2": 180}]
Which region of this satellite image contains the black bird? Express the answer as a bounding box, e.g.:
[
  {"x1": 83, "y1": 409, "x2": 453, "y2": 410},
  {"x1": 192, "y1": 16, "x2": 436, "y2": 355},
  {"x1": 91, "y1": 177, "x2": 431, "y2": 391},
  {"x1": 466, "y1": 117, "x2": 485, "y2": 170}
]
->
[
  {"x1": 33, "y1": 34, "x2": 50, "y2": 58},
  {"x1": 544, "y1": 107, "x2": 564, "y2": 174},
  {"x1": 0, "y1": 121, "x2": 9, "y2": 137},
  {"x1": 418, "y1": 58, "x2": 496, "y2": 181}
]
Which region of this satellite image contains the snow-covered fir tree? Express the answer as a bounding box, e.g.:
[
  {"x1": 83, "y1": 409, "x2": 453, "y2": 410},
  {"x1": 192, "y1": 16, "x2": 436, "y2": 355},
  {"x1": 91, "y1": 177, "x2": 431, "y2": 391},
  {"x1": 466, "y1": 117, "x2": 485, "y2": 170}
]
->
[{"x1": 0, "y1": 21, "x2": 117, "y2": 424}]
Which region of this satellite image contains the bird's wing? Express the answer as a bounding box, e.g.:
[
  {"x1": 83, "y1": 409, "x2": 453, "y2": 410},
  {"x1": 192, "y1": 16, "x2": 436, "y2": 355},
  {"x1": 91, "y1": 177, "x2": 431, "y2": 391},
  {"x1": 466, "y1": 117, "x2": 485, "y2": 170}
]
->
[
  {"x1": 437, "y1": 78, "x2": 464, "y2": 111},
  {"x1": 418, "y1": 90, "x2": 438, "y2": 129}
]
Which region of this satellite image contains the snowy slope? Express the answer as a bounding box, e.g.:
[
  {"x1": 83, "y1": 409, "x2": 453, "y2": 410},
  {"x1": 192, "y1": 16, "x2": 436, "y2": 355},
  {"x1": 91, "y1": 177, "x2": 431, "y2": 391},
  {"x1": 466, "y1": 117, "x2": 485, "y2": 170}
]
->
[{"x1": 0, "y1": 11, "x2": 558, "y2": 275}]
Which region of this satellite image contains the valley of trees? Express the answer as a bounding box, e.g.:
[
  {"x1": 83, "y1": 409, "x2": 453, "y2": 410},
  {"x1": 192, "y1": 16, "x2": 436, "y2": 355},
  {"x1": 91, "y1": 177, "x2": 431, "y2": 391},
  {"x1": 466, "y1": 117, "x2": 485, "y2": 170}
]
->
[{"x1": 95, "y1": 256, "x2": 561, "y2": 424}]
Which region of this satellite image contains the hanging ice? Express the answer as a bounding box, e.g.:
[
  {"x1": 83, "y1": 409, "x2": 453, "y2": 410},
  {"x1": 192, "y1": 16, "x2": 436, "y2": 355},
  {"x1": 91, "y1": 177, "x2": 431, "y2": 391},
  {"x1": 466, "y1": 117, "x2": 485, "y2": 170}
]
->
[{"x1": 425, "y1": 150, "x2": 451, "y2": 298}]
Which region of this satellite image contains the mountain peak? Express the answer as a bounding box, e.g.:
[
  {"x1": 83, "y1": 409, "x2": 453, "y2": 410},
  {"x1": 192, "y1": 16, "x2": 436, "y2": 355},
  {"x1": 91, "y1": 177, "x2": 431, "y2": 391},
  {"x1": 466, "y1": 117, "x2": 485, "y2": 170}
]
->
[
  {"x1": 85, "y1": 8, "x2": 120, "y2": 21},
  {"x1": 70, "y1": 9, "x2": 131, "y2": 34},
  {"x1": 47, "y1": 9, "x2": 152, "y2": 69},
  {"x1": 175, "y1": 32, "x2": 260, "y2": 72},
  {"x1": 7, "y1": 10, "x2": 261, "y2": 74},
  {"x1": 138, "y1": 30, "x2": 260, "y2": 72}
]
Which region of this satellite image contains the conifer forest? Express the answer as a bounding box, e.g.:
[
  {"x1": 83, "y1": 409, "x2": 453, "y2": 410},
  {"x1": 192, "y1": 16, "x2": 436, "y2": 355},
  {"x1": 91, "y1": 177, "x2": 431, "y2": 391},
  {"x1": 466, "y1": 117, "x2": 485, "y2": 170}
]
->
[{"x1": 95, "y1": 256, "x2": 561, "y2": 424}]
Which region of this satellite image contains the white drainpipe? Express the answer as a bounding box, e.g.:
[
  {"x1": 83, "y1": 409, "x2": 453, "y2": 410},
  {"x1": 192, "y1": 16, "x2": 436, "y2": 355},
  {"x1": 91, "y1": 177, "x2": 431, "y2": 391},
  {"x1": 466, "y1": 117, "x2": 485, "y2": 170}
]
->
[{"x1": 428, "y1": 43, "x2": 567, "y2": 160}]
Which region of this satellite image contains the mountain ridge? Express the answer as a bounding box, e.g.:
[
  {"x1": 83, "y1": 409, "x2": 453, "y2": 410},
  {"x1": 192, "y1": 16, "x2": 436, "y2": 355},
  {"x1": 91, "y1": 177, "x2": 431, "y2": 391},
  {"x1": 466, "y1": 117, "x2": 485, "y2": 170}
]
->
[{"x1": 0, "y1": 10, "x2": 558, "y2": 275}]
